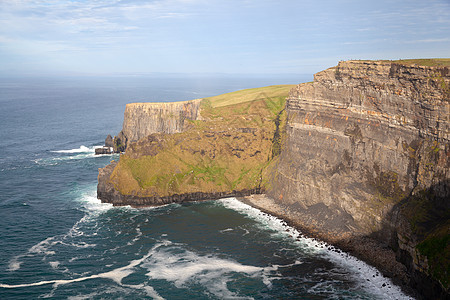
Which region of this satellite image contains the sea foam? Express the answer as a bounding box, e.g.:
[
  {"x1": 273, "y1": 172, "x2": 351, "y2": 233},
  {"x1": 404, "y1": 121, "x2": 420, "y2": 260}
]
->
[
  {"x1": 219, "y1": 198, "x2": 414, "y2": 300},
  {"x1": 1, "y1": 242, "x2": 165, "y2": 300},
  {"x1": 143, "y1": 240, "x2": 262, "y2": 299},
  {"x1": 51, "y1": 145, "x2": 100, "y2": 154}
]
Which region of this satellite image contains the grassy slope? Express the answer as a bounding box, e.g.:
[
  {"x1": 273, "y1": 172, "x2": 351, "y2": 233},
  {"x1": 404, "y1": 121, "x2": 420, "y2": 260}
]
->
[
  {"x1": 205, "y1": 85, "x2": 296, "y2": 107},
  {"x1": 110, "y1": 85, "x2": 294, "y2": 197},
  {"x1": 390, "y1": 58, "x2": 450, "y2": 67},
  {"x1": 355, "y1": 58, "x2": 450, "y2": 67}
]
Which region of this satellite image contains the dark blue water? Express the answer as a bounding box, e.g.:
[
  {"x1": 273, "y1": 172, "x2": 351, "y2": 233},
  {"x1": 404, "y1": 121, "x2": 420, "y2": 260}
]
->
[{"x1": 0, "y1": 75, "x2": 411, "y2": 299}]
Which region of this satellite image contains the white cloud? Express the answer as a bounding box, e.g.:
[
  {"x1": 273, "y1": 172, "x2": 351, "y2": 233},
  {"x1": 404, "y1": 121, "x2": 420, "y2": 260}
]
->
[{"x1": 404, "y1": 38, "x2": 450, "y2": 44}]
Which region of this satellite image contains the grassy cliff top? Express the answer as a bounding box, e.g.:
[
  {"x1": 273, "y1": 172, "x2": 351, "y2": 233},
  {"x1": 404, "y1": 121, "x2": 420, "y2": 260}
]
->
[
  {"x1": 390, "y1": 58, "x2": 450, "y2": 67},
  {"x1": 349, "y1": 58, "x2": 450, "y2": 67},
  {"x1": 204, "y1": 85, "x2": 295, "y2": 108}
]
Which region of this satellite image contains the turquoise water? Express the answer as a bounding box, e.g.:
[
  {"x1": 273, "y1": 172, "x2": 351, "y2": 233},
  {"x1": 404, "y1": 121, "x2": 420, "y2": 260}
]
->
[{"x1": 0, "y1": 76, "x2": 412, "y2": 299}]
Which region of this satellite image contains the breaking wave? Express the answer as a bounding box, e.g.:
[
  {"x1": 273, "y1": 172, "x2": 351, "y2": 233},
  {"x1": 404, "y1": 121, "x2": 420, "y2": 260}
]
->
[
  {"x1": 51, "y1": 145, "x2": 100, "y2": 154},
  {"x1": 218, "y1": 198, "x2": 413, "y2": 300}
]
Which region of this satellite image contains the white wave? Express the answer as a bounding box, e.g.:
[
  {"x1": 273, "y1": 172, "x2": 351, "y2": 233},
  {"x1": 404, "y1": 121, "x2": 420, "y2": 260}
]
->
[
  {"x1": 127, "y1": 226, "x2": 143, "y2": 246},
  {"x1": 218, "y1": 198, "x2": 414, "y2": 300},
  {"x1": 29, "y1": 236, "x2": 58, "y2": 255},
  {"x1": 34, "y1": 153, "x2": 98, "y2": 166},
  {"x1": 0, "y1": 242, "x2": 165, "y2": 298},
  {"x1": 66, "y1": 285, "x2": 164, "y2": 300},
  {"x1": 7, "y1": 260, "x2": 21, "y2": 272},
  {"x1": 122, "y1": 284, "x2": 165, "y2": 300},
  {"x1": 7, "y1": 187, "x2": 109, "y2": 272},
  {"x1": 49, "y1": 261, "x2": 60, "y2": 269},
  {"x1": 34, "y1": 145, "x2": 117, "y2": 166},
  {"x1": 261, "y1": 260, "x2": 303, "y2": 288},
  {"x1": 77, "y1": 189, "x2": 113, "y2": 213},
  {"x1": 51, "y1": 145, "x2": 100, "y2": 154},
  {"x1": 8, "y1": 236, "x2": 59, "y2": 271},
  {"x1": 143, "y1": 241, "x2": 262, "y2": 299}
]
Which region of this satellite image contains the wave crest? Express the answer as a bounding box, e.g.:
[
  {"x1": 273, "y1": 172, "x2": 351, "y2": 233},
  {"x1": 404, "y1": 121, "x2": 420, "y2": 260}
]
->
[{"x1": 51, "y1": 145, "x2": 99, "y2": 154}]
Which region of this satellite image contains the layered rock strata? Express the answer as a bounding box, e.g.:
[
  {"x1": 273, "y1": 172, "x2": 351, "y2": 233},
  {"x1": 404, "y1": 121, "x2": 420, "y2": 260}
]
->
[
  {"x1": 113, "y1": 99, "x2": 202, "y2": 152},
  {"x1": 266, "y1": 60, "x2": 449, "y2": 298}
]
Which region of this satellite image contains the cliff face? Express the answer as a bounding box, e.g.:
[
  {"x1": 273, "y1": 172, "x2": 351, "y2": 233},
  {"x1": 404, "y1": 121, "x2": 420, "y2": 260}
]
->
[
  {"x1": 267, "y1": 60, "x2": 449, "y2": 297},
  {"x1": 113, "y1": 99, "x2": 202, "y2": 152}
]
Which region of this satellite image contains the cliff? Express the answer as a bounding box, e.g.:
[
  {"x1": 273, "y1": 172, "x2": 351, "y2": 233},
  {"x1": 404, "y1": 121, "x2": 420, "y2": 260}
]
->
[
  {"x1": 98, "y1": 85, "x2": 294, "y2": 206},
  {"x1": 262, "y1": 60, "x2": 449, "y2": 298},
  {"x1": 98, "y1": 59, "x2": 449, "y2": 299},
  {"x1": 113, "y1": 99, "x2": 202, "y2": 152}
]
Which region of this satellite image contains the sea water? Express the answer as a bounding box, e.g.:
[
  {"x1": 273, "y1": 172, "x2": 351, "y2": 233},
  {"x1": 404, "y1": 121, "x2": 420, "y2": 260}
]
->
[{"x1": 0, "y1": 75, "x2": 413, "y2": 299}]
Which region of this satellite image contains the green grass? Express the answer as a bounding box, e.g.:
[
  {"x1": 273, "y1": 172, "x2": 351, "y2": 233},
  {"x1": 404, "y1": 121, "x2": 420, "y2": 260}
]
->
[
  {"x1": 204, "y1": 85, "x2": 295, "y2": 108},
  {"x1": 417, "y1": 224, "x2": 450, "y2": 289},
  {"x1": 390, "y1": 58, "x2": 450, "y2": 67},
  {"x1": 349, "y1": 58, "x2": 450, "y2": 67}
]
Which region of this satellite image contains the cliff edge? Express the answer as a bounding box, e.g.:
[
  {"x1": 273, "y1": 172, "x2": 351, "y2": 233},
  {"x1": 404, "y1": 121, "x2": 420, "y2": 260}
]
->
[
  {"x1": 263, "y1": 59, "x2": 449, "y2": 298},
  {"x1": 113, "y1": 99, "x2": 202, "y2": 152}
]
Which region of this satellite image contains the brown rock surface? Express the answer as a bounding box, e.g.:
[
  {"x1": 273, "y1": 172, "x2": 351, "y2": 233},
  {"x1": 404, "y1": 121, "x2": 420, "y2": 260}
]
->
[
  {"x1": 266, "y1": 60, "x2": 449, "y2": 299},
  {"x1": 113, "y1": 99, "x2": 202, "y2": 152}
]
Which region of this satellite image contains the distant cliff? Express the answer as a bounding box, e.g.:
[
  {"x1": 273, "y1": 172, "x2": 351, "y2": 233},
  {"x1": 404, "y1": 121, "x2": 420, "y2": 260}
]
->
[
  {"x1": 113, "y1": 99, "x2": 202, "y2": 152},
  {"x1": 264, "y1": 60, "x2": 449, "y2": 298}
]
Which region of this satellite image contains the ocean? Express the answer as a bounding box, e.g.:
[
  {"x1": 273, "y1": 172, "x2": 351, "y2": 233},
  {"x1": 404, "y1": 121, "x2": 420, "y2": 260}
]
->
[{"x1": 0, "y1": 75, "x2": 412, "y2": 299}]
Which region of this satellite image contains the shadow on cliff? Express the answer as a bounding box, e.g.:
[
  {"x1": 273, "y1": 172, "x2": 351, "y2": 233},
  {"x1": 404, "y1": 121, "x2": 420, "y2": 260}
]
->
[{"x1": 368, "y1": 179, "x2": 449, "y2": 300}]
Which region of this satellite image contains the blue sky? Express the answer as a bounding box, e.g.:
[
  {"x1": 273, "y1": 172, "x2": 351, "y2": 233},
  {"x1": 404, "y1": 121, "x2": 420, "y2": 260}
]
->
[{"x1": 1, "y1": 0, "x2": 449, "y2": 75}]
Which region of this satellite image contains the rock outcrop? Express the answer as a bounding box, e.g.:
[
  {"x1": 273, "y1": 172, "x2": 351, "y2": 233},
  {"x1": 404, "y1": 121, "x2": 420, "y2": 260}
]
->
[
  {"x1": 105, "y1": 134, "x2": 114, "y2": 148},
  {"x1": 95, "y1": 146, "x2": 112, "y2": 155},
  {"x1": 113, "y1": 99, "x2": 202, "y2": 152},
  {"x1": 266, "y1": 60, "x2": 449, "y2": 298}
]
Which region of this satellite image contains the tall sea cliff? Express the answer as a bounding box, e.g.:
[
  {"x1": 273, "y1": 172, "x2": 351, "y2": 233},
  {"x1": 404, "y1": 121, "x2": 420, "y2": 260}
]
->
[
  {"x1": 98, "y1": 60, "x2": 449, "y2": 299},
  {"x1": 263, "y1": 60, "x2": 449, "y2": 298}
]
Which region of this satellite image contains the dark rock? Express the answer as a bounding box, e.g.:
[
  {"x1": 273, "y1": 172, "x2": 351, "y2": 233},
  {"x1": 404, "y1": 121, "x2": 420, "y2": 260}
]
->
[
  {"x1": 105, "y1": 135, "x2": 114, "y2": 148},
  {"x1": 95, "y1": 147, "x2": 112, "y2": 155}
]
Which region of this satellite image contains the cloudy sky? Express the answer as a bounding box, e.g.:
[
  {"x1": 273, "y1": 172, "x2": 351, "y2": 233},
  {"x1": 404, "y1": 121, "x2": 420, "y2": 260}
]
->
[{"x1": 1, "y1": 0, "x2": 449, "y2": 75}]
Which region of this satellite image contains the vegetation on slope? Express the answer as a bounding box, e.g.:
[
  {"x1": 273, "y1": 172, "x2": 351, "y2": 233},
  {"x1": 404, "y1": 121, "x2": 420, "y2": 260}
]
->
[
  {"x1": 109, "y1": 85, "x2": 294, "y2": 198},
  {"x1": 390, "y1": 58, "x2": 450, "y2": 67},
  {"x1": 353, "y1": 58, "x2": 450, "y2": 67}
]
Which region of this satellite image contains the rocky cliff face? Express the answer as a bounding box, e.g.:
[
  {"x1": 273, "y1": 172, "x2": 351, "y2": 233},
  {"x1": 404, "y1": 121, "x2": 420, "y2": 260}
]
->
[
  {"x1": 267, "y1": 60, "x2": 449, "y2": 298},
  {"x1": 113, "y1": 99, "x2": 202, "y2": 152}
]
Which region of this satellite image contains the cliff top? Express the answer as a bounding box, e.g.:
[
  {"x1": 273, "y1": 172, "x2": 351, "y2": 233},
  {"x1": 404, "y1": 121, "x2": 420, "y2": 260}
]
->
[
  {"x1": 124, "y1": 85, "x2": 295, "y2": 109},
  {"x1": 345, "y1": 58, "x2": 450, "y2": 67},
  {"x1": 202, "y1": 85, "x2": 295, "y2": 108},
  {"x1": 126, "y1": 98, "x2": 202, "y2": 108}
]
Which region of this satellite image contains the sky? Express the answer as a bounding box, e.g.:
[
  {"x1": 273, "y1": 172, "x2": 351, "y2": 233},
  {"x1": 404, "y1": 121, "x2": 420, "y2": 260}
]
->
[{"x1": 0, "y1": 0, "x2": 449, "y2": 76}]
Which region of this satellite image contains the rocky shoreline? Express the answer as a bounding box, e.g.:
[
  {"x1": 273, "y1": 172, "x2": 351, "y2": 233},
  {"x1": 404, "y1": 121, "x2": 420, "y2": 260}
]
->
[{"x1": 240, "y1": 194, "x2": 419, "y2": 298}]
